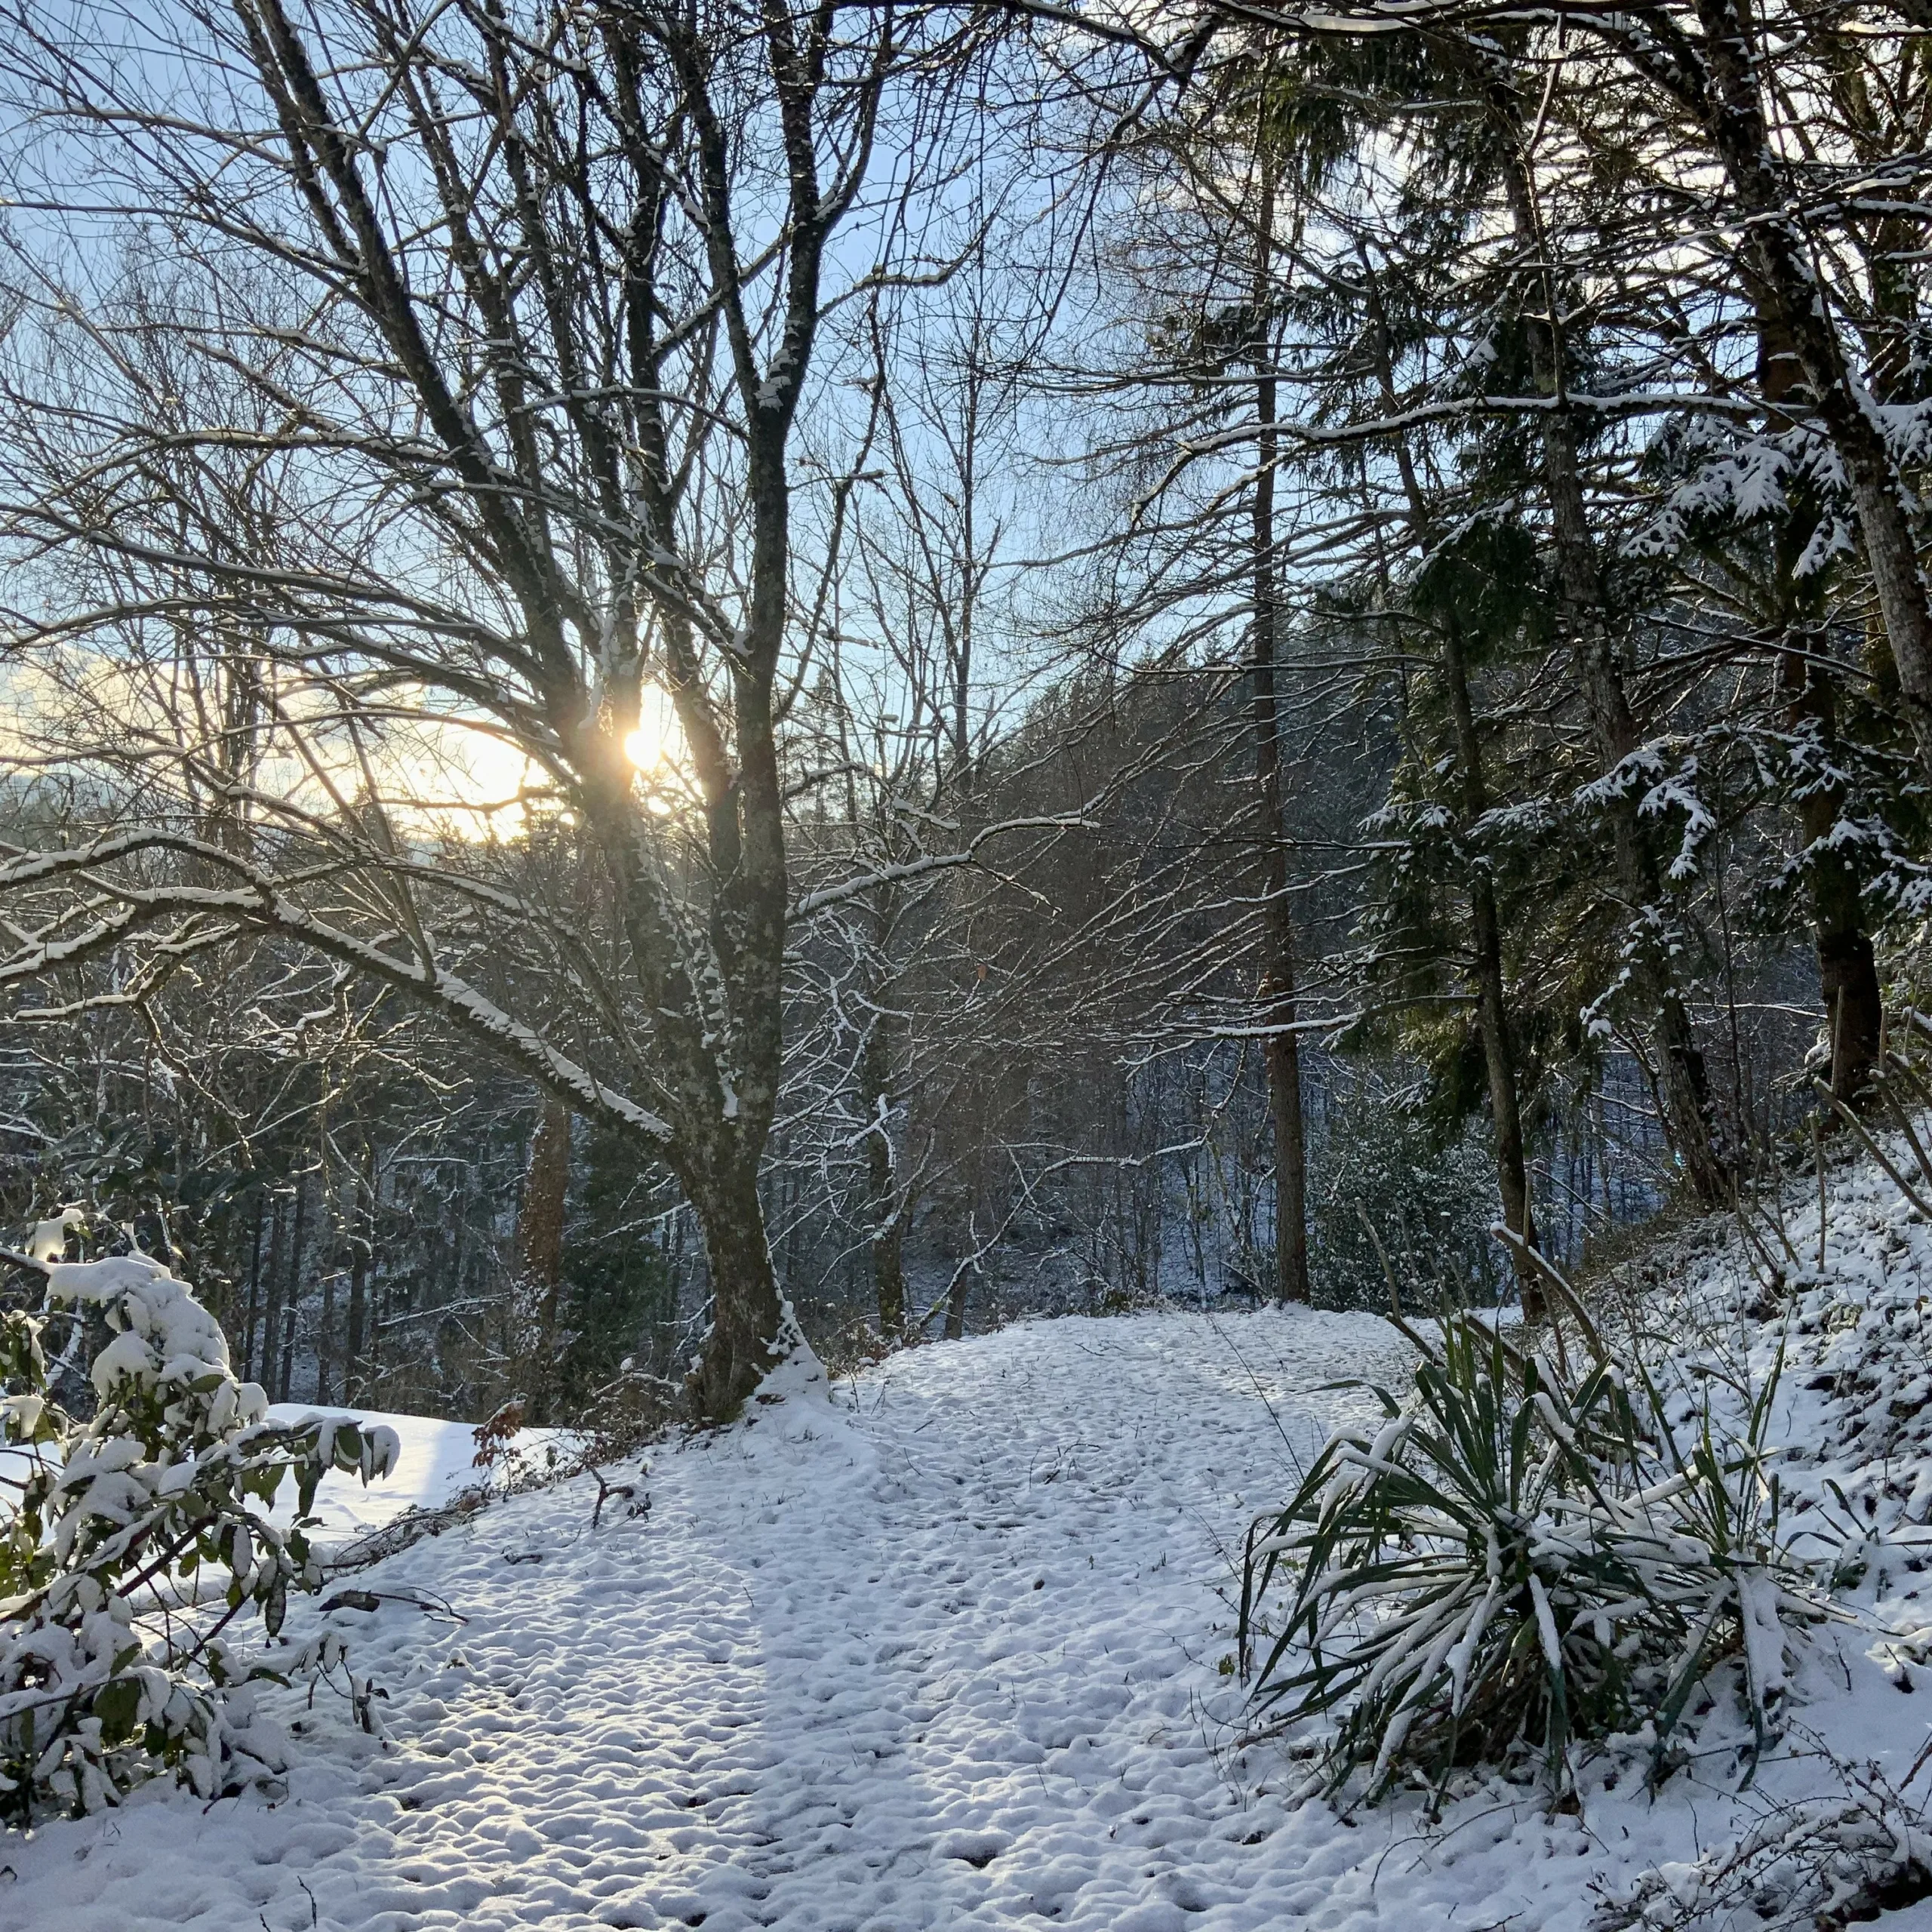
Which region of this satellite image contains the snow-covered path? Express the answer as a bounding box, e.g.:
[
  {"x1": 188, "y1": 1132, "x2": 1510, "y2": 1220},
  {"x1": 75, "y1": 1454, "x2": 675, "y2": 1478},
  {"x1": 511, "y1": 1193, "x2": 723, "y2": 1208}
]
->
[{"x1": 8, "y1": 1304, "x2": 1919, "y2": 1931}]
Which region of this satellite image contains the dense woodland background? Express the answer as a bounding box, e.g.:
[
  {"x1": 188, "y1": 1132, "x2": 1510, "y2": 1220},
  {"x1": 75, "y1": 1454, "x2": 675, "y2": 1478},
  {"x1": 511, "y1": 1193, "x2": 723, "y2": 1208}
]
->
[{"x1": 0, "y1": 0, "x2": 1921, "y2": 1423}]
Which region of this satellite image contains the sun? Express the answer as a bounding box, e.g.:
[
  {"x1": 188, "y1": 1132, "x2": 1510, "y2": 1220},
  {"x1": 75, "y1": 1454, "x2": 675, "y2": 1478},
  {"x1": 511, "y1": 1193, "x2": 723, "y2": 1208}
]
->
[{"x1": 624, "y1": 688, "x2": 682, "y2": 771}]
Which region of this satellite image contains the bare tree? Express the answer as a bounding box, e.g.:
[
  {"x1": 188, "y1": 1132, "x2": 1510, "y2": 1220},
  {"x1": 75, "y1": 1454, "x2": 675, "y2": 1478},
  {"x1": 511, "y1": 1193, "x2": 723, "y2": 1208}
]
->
[{"x1": 0, "y1": 0, "x2": 992, "y2": 1416}]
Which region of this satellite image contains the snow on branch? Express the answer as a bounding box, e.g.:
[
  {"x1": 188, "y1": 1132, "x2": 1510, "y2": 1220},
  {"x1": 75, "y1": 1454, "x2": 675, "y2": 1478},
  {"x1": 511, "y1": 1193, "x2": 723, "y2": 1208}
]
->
[
  {"x1": 0, "y1": 831, "x2": 675, "y2": 1149},
  {"x1": 792, "y1": 815, "x2": 1094, "y2": 917}
]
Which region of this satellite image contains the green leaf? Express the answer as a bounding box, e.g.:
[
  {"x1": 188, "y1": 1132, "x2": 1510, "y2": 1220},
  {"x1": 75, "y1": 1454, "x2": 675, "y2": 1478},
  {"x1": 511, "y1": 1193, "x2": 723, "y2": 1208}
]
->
[{"x1": 92, "y1": 1676, "x2": 140, "y2": 1746}]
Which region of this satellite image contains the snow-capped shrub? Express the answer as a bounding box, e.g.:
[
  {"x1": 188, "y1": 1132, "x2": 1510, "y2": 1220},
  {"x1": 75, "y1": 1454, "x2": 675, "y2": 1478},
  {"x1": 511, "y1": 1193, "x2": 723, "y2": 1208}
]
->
[
  {"x1": 0, "y1": 1249, "x2": 397, "y2": 1820},
  {"x1": 1592, "y1": 1762, "x2": 1932, "y2": 1930},
  {"x1": 1239, "y1": 1308, "x2": 1831, "y2": 1803}
]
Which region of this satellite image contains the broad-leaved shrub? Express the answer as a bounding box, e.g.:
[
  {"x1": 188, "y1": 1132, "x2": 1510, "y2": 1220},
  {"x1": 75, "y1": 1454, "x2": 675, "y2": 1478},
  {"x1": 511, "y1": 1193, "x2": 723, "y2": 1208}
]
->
[{"x1": 0, "y1": 1251, "x2": 395, "y2": 1819}]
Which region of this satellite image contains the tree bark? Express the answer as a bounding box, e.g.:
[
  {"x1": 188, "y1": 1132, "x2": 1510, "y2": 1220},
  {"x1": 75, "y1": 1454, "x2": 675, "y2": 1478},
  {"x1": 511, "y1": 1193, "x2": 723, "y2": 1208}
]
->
[
  {"x1": 1780, "y1": 647, "x2": 1884, "y2": 1103},
  {"x1": 278, "y1": 1302, "x2": 297, "y2": 1404},
  {"x1": 859, "y1": 1007, "x2": 908, "y2": 1341},
  {"x1": 317, "y1": 1241, "x2": 335, "y2": 1405},
  {"x1": 873, "y1": 1211, "x2": 909, "y2": 1344},
  {"x1": 279, "y1": 1168, "x2": 307, "y2": 1401},
  {"x1": 852, "y1": 867, "x2": 912, "y2": 1343},
  {"x1": 256, "y1": 1192, "x2": 285, "y2": 1388},
  {"x1": 1442, "y1": 617, "x2": 1545, "y2": 1316},
  {"x1": 1363, "y1": 255, "x2": 1544, "y2": 1317},
  {"x1": 346, "y1": 1142, "x2": 373, "y2": 1400},
  {"x1": 683, "y1": 1148, "x2": 789, "y2": 1420},
  {"x1": 242, "y1": 1186, "x2": 266, "y2": 1380},
  {"x1": 945, "y1": 1152, "x2": 983, "y2": 1341},
  {"x1": 1252, "y1": 155, "x2": 1311, "y2": 1306},
  {"x1": 1753, "y1": 315, "x2": 1887, "y2": 1108},
  {"x1": 516, "y1": 1094, "x2": 572, "y2": 1420},
  {"x1": 945, "y1": 1262, "x2": 972, "y2": 1341}
]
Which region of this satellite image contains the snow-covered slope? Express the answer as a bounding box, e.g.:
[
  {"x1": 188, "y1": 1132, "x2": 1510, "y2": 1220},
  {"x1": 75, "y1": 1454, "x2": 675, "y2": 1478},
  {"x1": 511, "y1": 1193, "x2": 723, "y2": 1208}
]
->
[{"x1": 5, "y1": 1244, "x2": 1932, "y2": 1931}]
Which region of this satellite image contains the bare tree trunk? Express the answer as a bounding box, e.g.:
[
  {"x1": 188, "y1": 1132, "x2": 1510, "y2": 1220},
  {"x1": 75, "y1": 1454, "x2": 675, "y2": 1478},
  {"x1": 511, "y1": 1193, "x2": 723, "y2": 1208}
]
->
[
  {"x1": 684, "y1": 1148, "x2": 789, "y2": 1420},
  {"x1": 1442, "y1": 619, "x2": 1546, "y2": 1318},
  {"x1": 945, "y1": 1263, "x2": 972, "y2": 1341},
  {"x1": 346, "y1": 1142, "x2": 372, "y2": 1401},
  {"x1": 1363, "y1": 257, "x2": 1544, "y2": 1316},
  {"x1": 279, "y1": 1168, "x2": 307, "y2": 1401},
  {"x1": 945, "y1": 1150, "x2": 982, "y2": 1341},
  {"x1": 242, "y1": 1186, "x2": 265, "y2": 1377},
  {"x1": 317, "y1": 1244, "x2": 335, "y2": 1404},
  {"x1": 346, "y1": 1239, "x2": 368, "y2": 1400},
  {"x1": 257, "y1": 1192, "x2": 285, "y2": 1388},
  {"x1": 1252, "y1": 155, "x2": 1310, "y2": 1306},
  {"x1": 860, "y1": 1004, "x2": 908, "y2": 1341},
  {"x1": 516, "y1": 1094, "x2": 572, "y2": 1421},
  {"x1": 1781, "y1": 648, "x2": 1884, "y2": 1103},
  {"x1": 780, "y1": 1137, "x2": 804, "y2": 1291},
  {"x1": 874, "y1": 1211, "x2": 909, "y2": 1343},
  {"x1": 1752, "y1": 317, "x2": 1887, "y2": 1108},
  {"x1": 851, "y1": 863, "x2": 910, "y2": 1342},
  {"x1": 278, "y1": 1303, "x2": 297, "y2": 1404}
]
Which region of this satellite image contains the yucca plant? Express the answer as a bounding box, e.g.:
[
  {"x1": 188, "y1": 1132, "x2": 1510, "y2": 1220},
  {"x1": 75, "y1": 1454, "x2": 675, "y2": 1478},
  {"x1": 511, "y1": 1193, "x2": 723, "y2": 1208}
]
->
[{"x1": 1239, "y1": 1306, "x2": 1827, "y2": 1803}]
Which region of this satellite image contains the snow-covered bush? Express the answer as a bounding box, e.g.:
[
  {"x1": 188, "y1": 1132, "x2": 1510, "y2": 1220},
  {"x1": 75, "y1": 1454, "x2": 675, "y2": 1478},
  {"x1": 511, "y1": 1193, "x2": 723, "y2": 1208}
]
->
[
  {"x1": 0, "y1": 1250, "x2": 397, "y2": 1820},
  {"x1": 1239, "y1": 1307, "x2": 1831, "y2": 1802},
  {"x1": 1593, "y1": 1762, "x2": 1932, "y2": 1930}
]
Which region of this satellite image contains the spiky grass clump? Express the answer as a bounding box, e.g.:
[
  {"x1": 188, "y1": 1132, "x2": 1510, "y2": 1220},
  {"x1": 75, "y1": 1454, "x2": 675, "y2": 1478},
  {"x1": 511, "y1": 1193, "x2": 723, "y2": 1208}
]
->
[{"x1": 1239, "y1": 1308, "x2": 1827, "y2": 1802}]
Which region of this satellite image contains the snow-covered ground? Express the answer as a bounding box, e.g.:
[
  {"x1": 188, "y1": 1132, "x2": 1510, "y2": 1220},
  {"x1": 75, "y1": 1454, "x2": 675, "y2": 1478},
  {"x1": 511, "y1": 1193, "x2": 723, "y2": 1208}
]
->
[
  {"x1": 8, "y1": 1233, "x2": 1932, "y2": 1930},
  {"x1": 260, "y1": 1403, "x2": 576, "y2": 1544}
]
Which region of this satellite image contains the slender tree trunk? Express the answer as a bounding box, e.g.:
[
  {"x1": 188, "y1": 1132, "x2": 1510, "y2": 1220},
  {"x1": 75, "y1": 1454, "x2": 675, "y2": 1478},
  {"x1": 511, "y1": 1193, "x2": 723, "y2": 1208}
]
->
[
  {"x1": 1441, "y1": 617, "x2": 1546, "y2": 1318},
  {"x1": 1780, "y1": 648, "x2": 1884, "y2": 1102},
  {"x1": 516, "y1": 1094, "x2": 572, "y2": 1421},
  {"x1": 1468, "y1": 881, "x2": 1539, "y2": 1262},
  {"x1": 1251, "y1": 154, "x2": 1310, "y2": 1306},
  {"x1": 242, "y1": 1186, "x2": 265, "y2": 1377},
  {"x1": 278, "y1": 1302, "x2": 296, "y2": 1404},
  {"x1": 944, "y1": 1264, "x2": 971, "y2": 1341},
  {"x1": 279, "y1": 1168, "x2": 307, "y2": 1401},
  {"x1": 858, "y1": 940, "x2": 907, "y2": 1340},
  {"x1": 346, "y1": 1143, "x2": 372, "y2": 1399},
  {"x1": 864, "y1": 1102, "x2": 909, "y2": 1343},
  {"x1": 317, "y1": 1237, "x2": 335, "y2": 1404},
  {"x1": 1364, "y1": 256, "x2": 1544, "y2": 1316},
  {"x1": 1754, "y1": 315, "x2": 1887, "y2": 1108},
  {"x1": 945, "y1": 1156, "x2": 980, "y2": 1341},
  {"x1": 257, "y1": 1193, "x2": 286, "y2": 1388},
  {"x1": 781, "y1": 1136, "x2": 804, "y2": 1290},
  {"x1": 346, "y1": 1241, "x2": 368, "y2": 1400},
  {"x1": 873, "y1": 1212, "x2": 908, "y2": 1343}
]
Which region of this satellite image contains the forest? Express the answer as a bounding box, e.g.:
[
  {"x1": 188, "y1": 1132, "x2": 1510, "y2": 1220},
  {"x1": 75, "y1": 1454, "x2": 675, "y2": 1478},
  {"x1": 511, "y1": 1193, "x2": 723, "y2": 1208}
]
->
[
  {"x1": 4, "y1": 0, "x2": 1932, "y2": 1924},
  {"x1": 0, "y1": 0, "x2": 1903, "y2": 1427}
]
